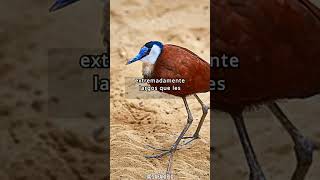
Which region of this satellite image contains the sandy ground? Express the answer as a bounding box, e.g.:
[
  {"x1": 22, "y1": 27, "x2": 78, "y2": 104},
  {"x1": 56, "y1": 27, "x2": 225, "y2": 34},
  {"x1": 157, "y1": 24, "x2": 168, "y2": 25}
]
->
[
  {"x1": 110, "y1": 0, "x2": 210, "y2": 179},
  {"x1": 0, "y1": 0, "x2": 108, "y2": 179}
]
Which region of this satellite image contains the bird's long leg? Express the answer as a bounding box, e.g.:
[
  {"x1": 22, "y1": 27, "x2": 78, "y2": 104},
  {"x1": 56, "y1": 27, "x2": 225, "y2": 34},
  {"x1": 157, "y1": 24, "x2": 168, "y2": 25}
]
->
[
  {"x1": 231, "y1": 112, "x2": 266, "y2": 180},
  {"x1": 145, "y1": 97, "x2": 193, "y2": 158},
  {"x1": 267, "y1": 102, "x2": 315, "y2": 180},
  {"x1": 181, "y1": 94, "x2": 209, "y2": 146},
  {"x1": 145, "y1": 97, "x2": 193, "y2": 178}
]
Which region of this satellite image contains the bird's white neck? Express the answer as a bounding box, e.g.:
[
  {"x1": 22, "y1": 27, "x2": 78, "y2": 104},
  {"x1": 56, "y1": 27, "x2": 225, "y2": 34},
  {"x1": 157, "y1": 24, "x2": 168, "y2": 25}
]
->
[{"x1": 140, "y1": 45, "x2": 162, "y2": 64}]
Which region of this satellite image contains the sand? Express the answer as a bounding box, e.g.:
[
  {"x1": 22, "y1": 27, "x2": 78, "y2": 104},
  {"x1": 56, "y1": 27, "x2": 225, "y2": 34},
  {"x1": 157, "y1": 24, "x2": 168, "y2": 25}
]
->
[{"x1": 110, "y1": 0, "x2": 210, "y2": 179}]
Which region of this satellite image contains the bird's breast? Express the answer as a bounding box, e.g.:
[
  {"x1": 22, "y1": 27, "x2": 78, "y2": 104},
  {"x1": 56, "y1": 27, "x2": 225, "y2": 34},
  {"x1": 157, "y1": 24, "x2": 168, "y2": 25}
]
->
[{"x1": 142, "y1": 62, "x2": 155, "y2": 79}]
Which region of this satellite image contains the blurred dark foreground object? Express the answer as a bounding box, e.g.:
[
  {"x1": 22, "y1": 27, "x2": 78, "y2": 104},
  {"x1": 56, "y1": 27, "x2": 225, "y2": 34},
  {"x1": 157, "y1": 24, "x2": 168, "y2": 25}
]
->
[{"x1": 211, "y1": 0, "x2": 320, "y2": 180}]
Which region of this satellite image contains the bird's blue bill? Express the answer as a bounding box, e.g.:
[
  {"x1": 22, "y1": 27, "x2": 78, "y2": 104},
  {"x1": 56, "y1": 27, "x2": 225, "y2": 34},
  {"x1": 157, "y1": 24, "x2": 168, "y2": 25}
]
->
[
  {"x1": 49, "y1": 0, "x2": 80, "y2": 12},
  {"x1": 127, "y1": 46, "x2": 149, "y2": 64}
]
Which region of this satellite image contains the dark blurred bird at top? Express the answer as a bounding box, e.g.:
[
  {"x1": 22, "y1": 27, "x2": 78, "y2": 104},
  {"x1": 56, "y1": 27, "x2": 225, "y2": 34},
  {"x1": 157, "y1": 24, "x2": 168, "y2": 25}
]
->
[{"x1": 49, "y1": 0, "x2": 80, "y2": 12}]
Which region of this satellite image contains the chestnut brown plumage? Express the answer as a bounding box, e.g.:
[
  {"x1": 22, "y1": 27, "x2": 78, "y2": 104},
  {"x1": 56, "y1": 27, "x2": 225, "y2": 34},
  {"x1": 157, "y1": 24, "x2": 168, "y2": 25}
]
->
[
  {"x1": 212, "y1": 0, "x2": 320, "y2": 180},
  {"x1": 149, "y1": 44, "x2": 210, "y2": 96}
]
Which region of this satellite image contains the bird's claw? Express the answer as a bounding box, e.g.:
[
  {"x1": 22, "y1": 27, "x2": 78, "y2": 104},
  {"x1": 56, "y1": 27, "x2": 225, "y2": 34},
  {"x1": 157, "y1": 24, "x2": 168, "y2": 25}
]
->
[
  {"x1": 144, "y1": 135, "x2": 200, "y2": 159},
  {"x1": 145, "y1": 148, "x2": 175, "y2": 159},
  {"x1": 181, "y1": 135, "x2": 199, "y2": 146}
]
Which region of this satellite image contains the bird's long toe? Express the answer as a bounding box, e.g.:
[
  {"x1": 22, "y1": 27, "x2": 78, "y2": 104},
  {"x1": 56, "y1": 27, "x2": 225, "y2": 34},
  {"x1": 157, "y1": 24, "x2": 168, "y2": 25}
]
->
[
  {"x1": 181, "y1": 136, "x2": 194, "y2": 139},
  {"x1": 181, "y1": 135, "x2": 199, "y2": 146},
  {"x1": 145, "y1": 144, "x2": 170, "y2": 151},
  {"x1": 145, "y1": 149, "x2": 173, "y2": 159}
]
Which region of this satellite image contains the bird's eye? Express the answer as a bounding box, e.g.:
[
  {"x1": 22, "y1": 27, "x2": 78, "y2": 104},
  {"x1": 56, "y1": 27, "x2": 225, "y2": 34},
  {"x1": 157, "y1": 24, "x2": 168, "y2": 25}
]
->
[{"x1": 140, "y1": 48, "x2": 151, "y2": 59}]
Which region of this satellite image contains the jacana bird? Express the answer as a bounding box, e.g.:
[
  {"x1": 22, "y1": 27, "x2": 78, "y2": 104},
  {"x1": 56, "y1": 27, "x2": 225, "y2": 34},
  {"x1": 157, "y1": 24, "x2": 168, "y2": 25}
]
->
[
  {"x1": 212, "y1": 0, "x2": 320, "y2": 180},
  {"x1": 127, "y1": 41, "x2": 210, "y2": 175}
]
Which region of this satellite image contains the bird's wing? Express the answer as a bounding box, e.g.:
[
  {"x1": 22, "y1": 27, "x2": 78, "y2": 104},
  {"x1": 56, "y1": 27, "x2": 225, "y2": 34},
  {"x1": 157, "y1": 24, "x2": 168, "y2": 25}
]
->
[{"x1": 153, "y1": 45, "x2": 210, "y2": 94}]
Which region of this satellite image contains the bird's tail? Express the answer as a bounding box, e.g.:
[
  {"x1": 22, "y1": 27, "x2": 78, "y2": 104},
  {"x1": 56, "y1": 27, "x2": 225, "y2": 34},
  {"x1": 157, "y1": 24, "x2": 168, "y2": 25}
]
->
[
  {"x1": 49, "y1": 0, "x2": 80, "y2": 12},
  {"x1": 299, "y1": 0, "x2": 320, "y2": 21}
]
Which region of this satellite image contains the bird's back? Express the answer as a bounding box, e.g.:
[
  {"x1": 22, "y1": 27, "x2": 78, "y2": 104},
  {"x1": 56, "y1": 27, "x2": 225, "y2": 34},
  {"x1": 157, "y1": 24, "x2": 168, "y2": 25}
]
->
[
  {"x1": 211, "y1": 0, "x2": 320, "y2": 112},
  {"x1": 151, "y1": 44, "x2": 210, "y2": 97}
]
